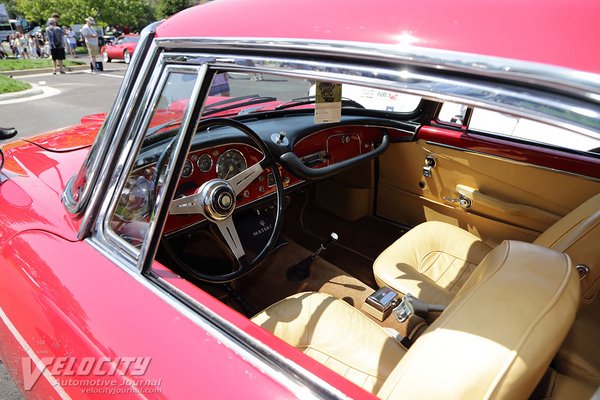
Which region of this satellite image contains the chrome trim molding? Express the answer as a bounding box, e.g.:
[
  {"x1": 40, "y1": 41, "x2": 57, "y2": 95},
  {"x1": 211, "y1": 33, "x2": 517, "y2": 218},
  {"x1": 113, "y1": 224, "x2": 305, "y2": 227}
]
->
[
  {"x1": 155, "y1": 37, "x2": 600, "y2": 103},
  {"x1": 424, "y1": 140, "x2": 600, "y2": 182},
  {"x1": 155, "y1": 49, "x2": 600, "y2": 142},
  {"x1": 65, "y1": 21, "x2": 163, "y2": 238},
  {"x1": 75, "y1": 34, "x2": 600, "y2": 399}
]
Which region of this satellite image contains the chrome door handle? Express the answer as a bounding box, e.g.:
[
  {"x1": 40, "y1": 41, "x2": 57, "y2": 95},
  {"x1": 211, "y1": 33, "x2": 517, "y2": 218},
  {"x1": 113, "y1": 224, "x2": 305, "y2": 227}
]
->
[{"x1": 443, "y1": 194, "x2": 472, "y2": 209}]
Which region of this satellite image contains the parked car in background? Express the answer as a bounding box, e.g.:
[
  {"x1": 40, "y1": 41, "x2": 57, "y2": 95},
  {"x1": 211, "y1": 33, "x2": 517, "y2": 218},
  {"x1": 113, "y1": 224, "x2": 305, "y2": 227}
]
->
[
  {"x1": 101, "y1": 33, "x2": 139, "y2": 63},
  {"x1": 0, "y1": 18, "x2": 16, "y2": 42},
  {"x1": 1, "y1": 0, "x2": 600, "y2": 399}
]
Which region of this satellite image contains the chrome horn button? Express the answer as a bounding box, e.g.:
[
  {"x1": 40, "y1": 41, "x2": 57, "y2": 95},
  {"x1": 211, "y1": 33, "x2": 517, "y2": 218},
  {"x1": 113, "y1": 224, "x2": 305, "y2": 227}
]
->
[{"x1": 198, "y1": 180, "x2": 237, "y2": 221}]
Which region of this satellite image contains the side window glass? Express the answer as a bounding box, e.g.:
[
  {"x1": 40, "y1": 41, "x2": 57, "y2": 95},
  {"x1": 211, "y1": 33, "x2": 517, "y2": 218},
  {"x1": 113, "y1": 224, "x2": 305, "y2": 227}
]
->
[
  {"x1": 469, "y1": 108, "x2": 600, "y2": 154},
  {"x1": 110, "y1": 70, "x2": 198, "y2": 249},
  {"x1": 437, "y1": 102, "x2": 468, "y2": 125}
]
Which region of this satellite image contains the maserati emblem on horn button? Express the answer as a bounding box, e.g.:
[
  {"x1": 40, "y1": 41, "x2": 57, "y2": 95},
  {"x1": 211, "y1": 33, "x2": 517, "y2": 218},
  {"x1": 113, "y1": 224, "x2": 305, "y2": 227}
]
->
[{"x1": 218, "y1": 193, "x2": 232, "y2": 209}]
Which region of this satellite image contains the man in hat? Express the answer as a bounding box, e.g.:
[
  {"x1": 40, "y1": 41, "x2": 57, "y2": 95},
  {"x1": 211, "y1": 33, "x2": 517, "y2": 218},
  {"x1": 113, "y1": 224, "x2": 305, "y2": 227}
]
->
[{"x1": 81, "y1": 17, "x2": 99, "y2": 72}]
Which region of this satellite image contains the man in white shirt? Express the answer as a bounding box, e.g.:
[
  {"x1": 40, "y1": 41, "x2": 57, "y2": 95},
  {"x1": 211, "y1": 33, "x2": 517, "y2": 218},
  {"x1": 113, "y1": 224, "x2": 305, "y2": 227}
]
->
[{"x1": 81, "y1": 17, "x2": 99, "y2": 72}]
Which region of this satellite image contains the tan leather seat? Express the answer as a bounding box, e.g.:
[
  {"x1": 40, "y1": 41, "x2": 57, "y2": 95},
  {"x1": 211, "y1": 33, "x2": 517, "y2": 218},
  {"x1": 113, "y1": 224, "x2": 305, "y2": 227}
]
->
[
  {"x1": 253, "y1": 241, "x2": 580, "y2": 399},
  {"x1": 554, "y1": 293, "x2": 600, "y2": 385},
  {"x1": 374, "y1": 193, "x2": 600, "y2": 306}
]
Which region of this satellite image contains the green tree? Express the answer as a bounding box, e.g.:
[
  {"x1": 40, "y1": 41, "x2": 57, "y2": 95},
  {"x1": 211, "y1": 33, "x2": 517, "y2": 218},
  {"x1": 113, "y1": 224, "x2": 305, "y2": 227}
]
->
[
  {"x1": 157, "y1": 0, "x2": 192, "y2": 18},
  {"x1": 15, "y1": 0, "x2": 157, "y2": 30}
]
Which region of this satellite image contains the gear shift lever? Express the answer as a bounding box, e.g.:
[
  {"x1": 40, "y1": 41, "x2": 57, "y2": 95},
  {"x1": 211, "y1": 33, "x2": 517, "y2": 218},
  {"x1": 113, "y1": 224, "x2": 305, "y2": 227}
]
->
[{"x1": 286, "y1": 232, "x2": 338, "y2": 281}]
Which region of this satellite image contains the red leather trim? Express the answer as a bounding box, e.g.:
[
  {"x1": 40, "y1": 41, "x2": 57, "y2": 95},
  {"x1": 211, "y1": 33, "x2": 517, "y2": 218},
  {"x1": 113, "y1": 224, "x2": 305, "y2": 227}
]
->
[{"x1": 418, "y1": 126, "x2": 600, "y2": 179}]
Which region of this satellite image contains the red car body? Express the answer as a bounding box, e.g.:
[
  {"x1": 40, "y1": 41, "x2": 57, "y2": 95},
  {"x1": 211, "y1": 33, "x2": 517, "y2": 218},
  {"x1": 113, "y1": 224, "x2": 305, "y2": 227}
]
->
[
  {"x1": 100, "y1": 34, "x2": 139, "y2": 64},
  {"x1": 0, "y1": 0, "x2": 599, "y2": 399}
]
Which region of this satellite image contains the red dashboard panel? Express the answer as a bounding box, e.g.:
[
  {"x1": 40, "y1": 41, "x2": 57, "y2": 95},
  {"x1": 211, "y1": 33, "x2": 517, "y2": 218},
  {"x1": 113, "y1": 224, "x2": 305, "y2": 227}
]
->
[
  {"x1": 293, "y1": 125, "x2": 386, "y2": 167},
  {"x1": 164, "y1": 143, "x2": 301, "y2": 234}
]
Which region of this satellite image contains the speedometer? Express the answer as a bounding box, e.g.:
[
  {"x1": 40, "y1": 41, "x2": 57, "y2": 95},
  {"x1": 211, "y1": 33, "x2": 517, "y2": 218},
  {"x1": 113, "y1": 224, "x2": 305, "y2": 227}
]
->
[{"x1": 216, "y1": 149, "x2": 247, "y2": 180}]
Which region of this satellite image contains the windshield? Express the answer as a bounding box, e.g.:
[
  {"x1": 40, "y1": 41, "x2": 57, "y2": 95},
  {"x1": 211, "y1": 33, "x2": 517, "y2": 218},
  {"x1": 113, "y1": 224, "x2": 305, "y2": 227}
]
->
[{"x1": 202, "y1": 71, "x2": 421, "y2": 117}]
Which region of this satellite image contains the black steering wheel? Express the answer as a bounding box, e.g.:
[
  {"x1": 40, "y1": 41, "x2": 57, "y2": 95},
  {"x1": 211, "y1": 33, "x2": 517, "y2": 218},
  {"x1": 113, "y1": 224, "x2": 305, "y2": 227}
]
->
[{"x1": 168, "y1": 118, "x2": 284, "y2": 283}]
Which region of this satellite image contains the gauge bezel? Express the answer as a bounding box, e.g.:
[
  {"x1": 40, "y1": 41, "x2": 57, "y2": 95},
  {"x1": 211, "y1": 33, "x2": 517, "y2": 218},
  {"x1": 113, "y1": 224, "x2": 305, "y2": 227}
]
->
[
  {"x1": 196, "y1": 153, "x2": 213, "y2": 173},
  {"x1": 216, "y1": 149, "x2": 247, "y2": 180},
  {"x1": 181, "y1": 159, "x2": 194, "y2": 178}
]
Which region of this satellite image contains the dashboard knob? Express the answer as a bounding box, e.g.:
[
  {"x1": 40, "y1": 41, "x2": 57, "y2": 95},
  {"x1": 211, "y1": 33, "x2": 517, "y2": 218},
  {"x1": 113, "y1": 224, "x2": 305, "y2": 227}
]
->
[{"x1": 271, "y1": 131, "x2": 289, "y2": 146}]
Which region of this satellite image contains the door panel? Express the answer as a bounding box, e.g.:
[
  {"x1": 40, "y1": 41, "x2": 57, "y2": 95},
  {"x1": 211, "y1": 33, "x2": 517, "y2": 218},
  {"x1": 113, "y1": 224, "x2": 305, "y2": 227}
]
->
[{"x1": 377, "y1": 127, "x2": 600, "y2": 245}]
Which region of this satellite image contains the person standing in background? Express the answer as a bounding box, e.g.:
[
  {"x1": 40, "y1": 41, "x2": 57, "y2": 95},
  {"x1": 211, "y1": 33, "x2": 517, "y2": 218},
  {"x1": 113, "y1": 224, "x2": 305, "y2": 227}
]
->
[
  {"x1": 81, "y1": 17, "x2": 99, "y2": 72},
  {"x1": 65, "y1": 27, "x2": 77, "y2": 58},
  {"x1": 46, "y1": 18, "x2": 66, "y2": 74}
]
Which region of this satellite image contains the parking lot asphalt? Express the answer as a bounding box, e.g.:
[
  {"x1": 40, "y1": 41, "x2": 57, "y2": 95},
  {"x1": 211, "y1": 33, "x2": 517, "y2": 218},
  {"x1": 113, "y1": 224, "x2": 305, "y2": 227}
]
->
[
  {"x1": 0, "y1": 58, "x2": 129, "y2": 140},
  {"x1": 0, "y1": 360, "x2": 21, "y2": 399}
]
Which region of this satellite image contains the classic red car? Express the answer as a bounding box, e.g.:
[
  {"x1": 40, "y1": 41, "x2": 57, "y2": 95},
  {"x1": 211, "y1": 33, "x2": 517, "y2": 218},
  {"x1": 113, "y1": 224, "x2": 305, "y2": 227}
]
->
[
  {"x1": 1, "y1": 0, "x2": 600, "y2": 398},
  {"x1": 100, "y1": 34, "x2": 139, "y2": 64}
]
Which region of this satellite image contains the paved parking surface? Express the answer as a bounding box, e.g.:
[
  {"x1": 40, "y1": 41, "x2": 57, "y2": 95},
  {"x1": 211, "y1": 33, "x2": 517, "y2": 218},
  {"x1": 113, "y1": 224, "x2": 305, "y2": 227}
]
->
[
  {"x1": 0, "y1": 360, "x2": 21, "y2": 399},
  {"x1": 0, "y1": 59, "x2": 129, "y2": 139}
]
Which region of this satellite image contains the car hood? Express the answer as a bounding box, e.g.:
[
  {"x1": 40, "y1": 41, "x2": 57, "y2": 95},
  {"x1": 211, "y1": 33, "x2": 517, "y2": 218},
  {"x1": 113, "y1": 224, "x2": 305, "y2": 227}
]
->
[
  {"x1": 23, "y1": 114, "x2": 106, "y2": 152},
  {"x1": 0, "y1": 120, "x2": 104, "y2": 245}
]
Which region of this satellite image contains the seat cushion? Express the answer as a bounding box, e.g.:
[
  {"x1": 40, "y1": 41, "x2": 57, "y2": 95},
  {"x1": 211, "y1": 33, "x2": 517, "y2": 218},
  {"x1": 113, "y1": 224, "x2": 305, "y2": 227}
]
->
[
  {"x1": 535, "y1": 369, "x2": 598, "y2": 400},
  {"x1": 251, "y1": 292, "x2": 406, "y2": 394},
  {"x1": 373, "y1": 221, "x2": 492, "y2": 305},
  {"x1": 534, "y1": 193, "x2": 600, "y2": 303},
  {"x1": 555, "y1": 294, "x2": 600, "y2": 385}
]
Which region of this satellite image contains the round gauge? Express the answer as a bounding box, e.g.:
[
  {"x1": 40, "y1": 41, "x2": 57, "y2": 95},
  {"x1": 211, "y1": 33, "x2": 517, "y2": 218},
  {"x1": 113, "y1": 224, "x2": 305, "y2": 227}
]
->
[
  {"x1": 197, "y1": 153, "x2": 213, "y2": 173},
  {"x1": 216, "y1": 149, "x2": 247, "y2": 180},
  {"x1": 181, "y1": 159, "x2": 194, "y2": 178}
]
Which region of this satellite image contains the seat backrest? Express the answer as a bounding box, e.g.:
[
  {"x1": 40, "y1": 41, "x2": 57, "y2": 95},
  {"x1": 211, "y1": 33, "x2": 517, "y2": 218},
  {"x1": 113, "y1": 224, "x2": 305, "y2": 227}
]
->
[
  {"x1": 534, "y1": 193, "x2": 600, "y2": 303},
  {"x1": 377, "y1": 241, "x2": 579, "y2": 400}
]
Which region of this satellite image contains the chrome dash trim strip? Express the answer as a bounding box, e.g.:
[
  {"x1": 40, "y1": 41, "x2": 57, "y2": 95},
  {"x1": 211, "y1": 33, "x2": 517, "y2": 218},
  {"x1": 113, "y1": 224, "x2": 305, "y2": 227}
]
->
[{"x1": 425, "y1": 140, "x2": 600, "y2": 183}]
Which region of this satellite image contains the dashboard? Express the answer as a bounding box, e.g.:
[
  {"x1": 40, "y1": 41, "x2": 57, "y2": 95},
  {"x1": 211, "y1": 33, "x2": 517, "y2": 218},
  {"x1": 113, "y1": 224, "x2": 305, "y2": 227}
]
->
[
  {"x1": 113, "y1": 113, "x2": 417, "y2": 241},
  {"x1": 164, "y1": 143, "x2": 302, "y2": 234}
]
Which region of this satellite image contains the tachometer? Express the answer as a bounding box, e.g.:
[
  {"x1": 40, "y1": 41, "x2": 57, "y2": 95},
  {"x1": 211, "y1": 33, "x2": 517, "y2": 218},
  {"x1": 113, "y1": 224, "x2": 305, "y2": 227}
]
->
[{"x1": 216, "y1": 149, "x2": 247, "y2": 180}]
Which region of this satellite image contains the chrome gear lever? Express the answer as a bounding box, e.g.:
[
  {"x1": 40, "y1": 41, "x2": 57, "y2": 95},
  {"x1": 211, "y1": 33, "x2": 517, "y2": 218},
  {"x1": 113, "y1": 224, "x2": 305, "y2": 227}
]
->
[{"x1": 286, "y1": 232, "x2": 338, "y2": 281}]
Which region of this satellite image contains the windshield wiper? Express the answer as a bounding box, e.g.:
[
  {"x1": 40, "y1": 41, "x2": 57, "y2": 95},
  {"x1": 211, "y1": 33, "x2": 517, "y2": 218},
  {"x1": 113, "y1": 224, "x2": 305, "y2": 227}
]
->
[
  {"x1": 274, "y1": 96, "x2": 365, "y2": 111},
  {"x1": 203, "y1": 94, "x2": 277, "y2": 117}
]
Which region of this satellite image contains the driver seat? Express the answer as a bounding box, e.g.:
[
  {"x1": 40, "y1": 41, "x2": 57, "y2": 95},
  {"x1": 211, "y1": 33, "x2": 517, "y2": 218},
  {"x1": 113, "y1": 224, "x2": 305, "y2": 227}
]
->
[{"x1": 252, "y1": 241, "x2": 579, "y2": 398}]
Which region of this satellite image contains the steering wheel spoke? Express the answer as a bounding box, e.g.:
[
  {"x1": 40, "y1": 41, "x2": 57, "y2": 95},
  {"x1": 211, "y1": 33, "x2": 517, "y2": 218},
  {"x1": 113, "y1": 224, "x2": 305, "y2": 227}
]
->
[
  {"x1": 168, "y1": 118, "x2": 283, "y2": 283},
  {"x1": 227, "y1": 161, "x2": 264, "y2": 196},
  {"x1": 170, "y1": 193, "x2": 204, "y2": 215},
  {"x1": 215, "y1": 216, "x2": 246, "y2": 261}
]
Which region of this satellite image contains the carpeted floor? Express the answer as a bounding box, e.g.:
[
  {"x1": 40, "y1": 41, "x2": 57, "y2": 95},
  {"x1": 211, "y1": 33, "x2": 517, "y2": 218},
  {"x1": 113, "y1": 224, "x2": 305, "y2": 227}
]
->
[
  {"x1": 236, "y1": 239, "x2": 375, "y2": 312},
  {"x1": 281, "y1": 191, "x2": 407, "y2": 287}
]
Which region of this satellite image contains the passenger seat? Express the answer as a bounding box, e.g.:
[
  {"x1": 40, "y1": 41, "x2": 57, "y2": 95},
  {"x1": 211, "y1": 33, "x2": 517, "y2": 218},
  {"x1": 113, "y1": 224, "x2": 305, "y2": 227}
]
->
[{"x1": 373, "y1": 192, "x2": 600, "y2": 306}]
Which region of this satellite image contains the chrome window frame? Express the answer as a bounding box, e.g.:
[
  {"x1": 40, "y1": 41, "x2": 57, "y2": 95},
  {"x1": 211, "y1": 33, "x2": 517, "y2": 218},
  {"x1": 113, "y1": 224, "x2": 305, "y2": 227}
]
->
[
  {"x1": 62, "y1": 22, "x2": 161, "y2": 219},
  {"x1": 85, "y1": 49, "x2": 353, "y2": 400},
  {"x1": 97, "y1": 62, "x2": 207, "y2": 266}
]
